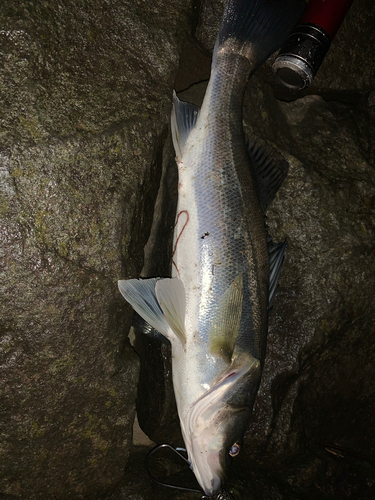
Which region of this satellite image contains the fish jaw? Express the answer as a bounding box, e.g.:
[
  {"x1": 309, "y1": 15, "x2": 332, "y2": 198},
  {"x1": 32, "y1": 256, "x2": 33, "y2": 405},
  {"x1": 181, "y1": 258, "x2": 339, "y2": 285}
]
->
[{"x1": 180, "y1": 354, "x2": 262, "y2": 496}]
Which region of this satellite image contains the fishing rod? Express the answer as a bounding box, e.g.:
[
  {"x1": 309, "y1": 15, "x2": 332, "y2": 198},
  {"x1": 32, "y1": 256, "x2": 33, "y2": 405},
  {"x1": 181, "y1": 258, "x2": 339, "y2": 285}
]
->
[{"x1": 273, "y1": 0, "x2": 355, "y2": 90}]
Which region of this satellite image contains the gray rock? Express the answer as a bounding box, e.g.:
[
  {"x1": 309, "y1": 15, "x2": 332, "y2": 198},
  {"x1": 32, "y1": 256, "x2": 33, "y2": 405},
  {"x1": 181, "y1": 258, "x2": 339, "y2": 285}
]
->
[
  {"x1": 242, "y1": 81, "x2": 375, "y2": 496},
  {"x1": 2, "y1": 0, "x2": 375, "y2": 498},
  {"x1": 0, "y1": 0, "x2": 195, "y2": 498},
  {"x1": 308, "y1": 0, "x2": 375, "y2": 93},
  {"x1": 194, "y1": 0, "x2": 225, "y2": 54}
]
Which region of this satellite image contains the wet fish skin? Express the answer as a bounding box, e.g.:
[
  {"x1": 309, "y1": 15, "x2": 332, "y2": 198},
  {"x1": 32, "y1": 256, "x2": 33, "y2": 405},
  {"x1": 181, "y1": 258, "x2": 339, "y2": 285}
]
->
[
  {"x1": 170, "y1": 54, "x2": 267, "y2": 494},
  {"x1": 119, "y1": 0, "x2": 302, "y2": 496}
]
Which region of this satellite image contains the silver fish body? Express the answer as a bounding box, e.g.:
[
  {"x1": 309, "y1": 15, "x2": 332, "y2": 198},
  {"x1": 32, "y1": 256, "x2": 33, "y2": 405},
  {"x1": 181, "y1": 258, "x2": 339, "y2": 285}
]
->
[
  {"x1": 119, "y1": 0, "x2": 302, "y2": 495},
  {"x1": 170, "y1": 54, "x2": 267, "y2": 494}
]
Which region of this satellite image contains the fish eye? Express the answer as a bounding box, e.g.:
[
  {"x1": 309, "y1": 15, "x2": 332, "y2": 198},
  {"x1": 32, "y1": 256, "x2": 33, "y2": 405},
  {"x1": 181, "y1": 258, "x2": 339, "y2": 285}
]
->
[{"x1": 229, "y1": 442, "x2": 241, "y2": 457}]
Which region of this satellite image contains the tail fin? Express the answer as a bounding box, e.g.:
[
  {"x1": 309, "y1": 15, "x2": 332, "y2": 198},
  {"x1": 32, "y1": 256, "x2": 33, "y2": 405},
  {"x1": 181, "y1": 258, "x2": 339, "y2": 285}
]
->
[{"x1": 214, "y1": 0, "x2": 305, "y2": 71}]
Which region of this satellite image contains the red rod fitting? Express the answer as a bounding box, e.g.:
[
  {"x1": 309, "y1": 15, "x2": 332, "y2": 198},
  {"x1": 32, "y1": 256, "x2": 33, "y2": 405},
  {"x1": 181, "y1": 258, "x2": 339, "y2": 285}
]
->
[{"x1": 273, "y1": 0, "x2": 355, "y2": 90}]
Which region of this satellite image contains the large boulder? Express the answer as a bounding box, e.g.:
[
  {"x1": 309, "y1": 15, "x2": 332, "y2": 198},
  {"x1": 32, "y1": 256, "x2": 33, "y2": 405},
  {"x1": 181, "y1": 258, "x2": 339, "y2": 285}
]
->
[
  {"x1": 0, "y1": 0, "x2": 195, "y2": 498},
  {"x1": 2, "y1": 0, "x2": 374, "y2": 499}
]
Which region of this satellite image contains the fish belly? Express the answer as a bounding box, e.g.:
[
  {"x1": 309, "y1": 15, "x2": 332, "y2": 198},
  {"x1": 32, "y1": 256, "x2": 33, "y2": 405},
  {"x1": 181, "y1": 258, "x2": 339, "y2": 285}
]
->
[{"x1": 171, "y1": 83, "x2": 269, "y2": 417}]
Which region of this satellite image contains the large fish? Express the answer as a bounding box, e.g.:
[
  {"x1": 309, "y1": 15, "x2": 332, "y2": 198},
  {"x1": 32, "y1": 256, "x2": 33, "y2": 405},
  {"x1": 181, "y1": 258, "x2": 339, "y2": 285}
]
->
[{"x1": 119, "y1": 0, "x2": 302, "y2": 496}]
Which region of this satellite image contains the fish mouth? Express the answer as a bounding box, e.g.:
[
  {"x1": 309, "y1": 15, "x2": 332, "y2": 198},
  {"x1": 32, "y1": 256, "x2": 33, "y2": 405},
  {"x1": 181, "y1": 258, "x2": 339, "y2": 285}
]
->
[
  {"x1": 186, "y1": 440, "x2": 223, "y2": 497},
  {"x1": 181, "y1": 370, "x2": 245, "y2": 495},
  {"x1": 180, "y1": 355, "x2": 262, "y2": 496},
  {"x1": 180, "y1": 383, "x2": 227, "y2": 495}
]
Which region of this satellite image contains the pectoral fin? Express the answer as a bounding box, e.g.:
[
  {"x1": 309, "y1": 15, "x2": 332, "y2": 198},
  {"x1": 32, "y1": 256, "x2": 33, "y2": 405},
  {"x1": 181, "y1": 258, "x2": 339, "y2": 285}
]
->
[
  {"x1": 215, "y1": 352, "x2": 262, "y2": 410},
  {"x1": 209, "y1": 274, "x2": 243, "y2": 364},
  {"x1": 190, "y1": 352, "x2": 262, "y2": 426}
]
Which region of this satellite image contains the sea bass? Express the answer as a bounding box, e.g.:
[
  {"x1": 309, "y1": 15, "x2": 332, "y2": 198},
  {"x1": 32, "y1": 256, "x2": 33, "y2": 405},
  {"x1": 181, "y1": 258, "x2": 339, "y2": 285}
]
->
[{"x1": 119, "y1": 0, "x2": 302, "y2": 496}]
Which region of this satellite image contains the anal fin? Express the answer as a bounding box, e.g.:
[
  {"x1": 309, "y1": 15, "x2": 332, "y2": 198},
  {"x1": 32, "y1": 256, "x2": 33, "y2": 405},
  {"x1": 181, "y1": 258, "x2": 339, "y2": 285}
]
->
[{"x1": 171, "y1": 92, "x2": 200, "y2": 160}]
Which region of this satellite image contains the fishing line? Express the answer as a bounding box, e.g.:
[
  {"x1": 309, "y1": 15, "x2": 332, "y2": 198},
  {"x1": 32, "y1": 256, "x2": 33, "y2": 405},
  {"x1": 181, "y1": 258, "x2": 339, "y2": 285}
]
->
[
  {"x1": 202, "y1": 490, "x2": 236, "y2": 500},
  {"x1": 145, "y1": 443, "x2": 236, "y2": 499},
  {"x1": 145, "y1": 443, "x2": 203, "y2": 494}
]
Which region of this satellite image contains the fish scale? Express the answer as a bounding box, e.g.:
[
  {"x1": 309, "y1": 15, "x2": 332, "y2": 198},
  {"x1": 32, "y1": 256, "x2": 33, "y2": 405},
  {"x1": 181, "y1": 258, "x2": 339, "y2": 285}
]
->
[
  {"x1": 173, "y1": 66, "x2": 267, "y2": 394},
  {"x1": 118, "y1": 0, "x2": 303, "y2": 496},
  {"x1": 174, "y1": 56, "x2": 268, "y2": 361}
]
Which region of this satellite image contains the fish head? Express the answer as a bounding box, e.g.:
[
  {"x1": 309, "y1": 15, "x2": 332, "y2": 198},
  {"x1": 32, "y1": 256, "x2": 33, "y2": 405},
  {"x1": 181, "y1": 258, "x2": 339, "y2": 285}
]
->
[{"x1": 182, "y1": 354, "x2": 261, "y2": 497}]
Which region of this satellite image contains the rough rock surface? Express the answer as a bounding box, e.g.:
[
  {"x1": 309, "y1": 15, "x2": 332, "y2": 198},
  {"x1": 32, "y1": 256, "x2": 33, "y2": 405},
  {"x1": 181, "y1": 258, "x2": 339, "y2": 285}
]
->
[
  {"x1": 117, "y1": 0, "x2": 375, "y2": 499},
  {"x1": 1, "y1": 0, "x2": 375, "y2": 499},
  {"x1": 242, "y1": 80, "x2": 375, "y2": 498},
  {"x1": 0, "y1": 0, "x2": 195, "y2": 498}
]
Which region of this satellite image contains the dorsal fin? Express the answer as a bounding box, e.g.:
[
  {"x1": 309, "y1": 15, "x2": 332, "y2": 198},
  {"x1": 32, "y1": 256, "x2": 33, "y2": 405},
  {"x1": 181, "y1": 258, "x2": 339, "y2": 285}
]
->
[
  {"x1": 171, "y1": 91, "x2": 200, "y2": 160},
  {"x1": 267, "y1": 235, "x2": 287, "y2": 309},
  {"x1": 247, "y1": 136, "x2": 289, "y2": 213},
  {"x1": 209, "y1": 274, "x2": 243, "y2": 364}
]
